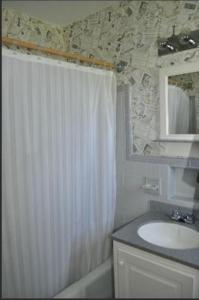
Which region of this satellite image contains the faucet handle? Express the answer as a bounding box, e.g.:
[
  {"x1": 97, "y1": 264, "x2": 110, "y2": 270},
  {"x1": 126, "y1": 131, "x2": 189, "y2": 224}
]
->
[
  {"x1": 183, "y1": 213, "x2": 194, "y2": 224},
  {"x1": 171, "y1": 207, "x2": 182, "y2": 221}
]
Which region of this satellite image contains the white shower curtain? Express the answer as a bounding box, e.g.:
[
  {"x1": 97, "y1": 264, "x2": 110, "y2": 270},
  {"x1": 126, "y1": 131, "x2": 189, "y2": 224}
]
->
[{"x1": 2, "y1": 49, "x2": 116, "y2": 298}]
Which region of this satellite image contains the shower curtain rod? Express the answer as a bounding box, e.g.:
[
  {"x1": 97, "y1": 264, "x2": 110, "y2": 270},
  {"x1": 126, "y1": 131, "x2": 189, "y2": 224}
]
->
[{"x1": 2, "y1": 36, "x2": 115, "y2": 70}]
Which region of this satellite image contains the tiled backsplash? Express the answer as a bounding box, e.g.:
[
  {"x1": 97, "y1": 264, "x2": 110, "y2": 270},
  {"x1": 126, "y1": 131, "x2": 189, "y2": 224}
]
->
[
  {"x1": 115, "y1": 160, "x2": 199, "y2": 228},
  {"x1": 149, "y1": 200, "x2": 199, "y2": 220},
  {"x1": 169, "y1": 167, "x2": 199, "y2": 201}
]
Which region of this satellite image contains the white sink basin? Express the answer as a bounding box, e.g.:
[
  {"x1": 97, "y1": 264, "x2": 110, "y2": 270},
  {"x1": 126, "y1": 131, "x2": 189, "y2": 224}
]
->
[{"x1": 138, "y1": 222, "x2": 199, "y2": 250}]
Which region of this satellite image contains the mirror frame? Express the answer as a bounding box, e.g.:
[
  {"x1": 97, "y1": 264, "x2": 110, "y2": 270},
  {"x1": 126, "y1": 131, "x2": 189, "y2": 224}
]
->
[{"x1": 159, "y1": 62, "x2": 199, "y2": 142}]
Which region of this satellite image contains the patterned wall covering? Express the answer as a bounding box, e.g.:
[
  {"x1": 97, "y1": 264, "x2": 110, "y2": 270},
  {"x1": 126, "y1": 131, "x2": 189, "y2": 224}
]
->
[
  {"x1": 2, "y1": 1, "x2": 199, "y2": 156},
  {"x1": 169, "y1": 72, "x2": 199, "y2": 91},
  {"x1": 2, "y1": 8, "x2": 69, "y2": 53}
]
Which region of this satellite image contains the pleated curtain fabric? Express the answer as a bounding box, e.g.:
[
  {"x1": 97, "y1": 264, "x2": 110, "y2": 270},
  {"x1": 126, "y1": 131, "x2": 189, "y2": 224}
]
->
[{"x1": 2, "y1": 49, "x2": 116, "y2": 298}]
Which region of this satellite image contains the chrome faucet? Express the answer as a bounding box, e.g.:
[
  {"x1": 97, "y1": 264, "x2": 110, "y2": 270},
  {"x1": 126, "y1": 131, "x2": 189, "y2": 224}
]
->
[
  {"x1": 170, "y1": 208, "x2": 195, "y2": 224},
  {"x1": 170, "y1": 207, "x2": 182, "y2": 221}
]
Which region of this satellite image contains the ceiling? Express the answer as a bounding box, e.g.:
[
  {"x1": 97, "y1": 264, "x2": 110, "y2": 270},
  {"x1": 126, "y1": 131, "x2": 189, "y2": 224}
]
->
[{"x1": 2, "y1": 0, "x2": 119, "y2": 26}]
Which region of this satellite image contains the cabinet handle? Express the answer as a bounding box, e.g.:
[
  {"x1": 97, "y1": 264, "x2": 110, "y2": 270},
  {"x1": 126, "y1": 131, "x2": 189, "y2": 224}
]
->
[{"x1": 119, "y1": 260, "x2": 124, "y2": 266}]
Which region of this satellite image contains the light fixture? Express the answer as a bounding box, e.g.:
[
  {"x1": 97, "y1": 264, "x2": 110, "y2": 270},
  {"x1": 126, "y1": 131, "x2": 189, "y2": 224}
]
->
[
  {"x1": 159, "y1": 40, "x2": 175, "y2": 51},
  {"x1": 179, "y1": 32, "x2": 196, "y2": 46},
  {"x1": 158, "y1": 28, "x2": 199, "y2": 56}
]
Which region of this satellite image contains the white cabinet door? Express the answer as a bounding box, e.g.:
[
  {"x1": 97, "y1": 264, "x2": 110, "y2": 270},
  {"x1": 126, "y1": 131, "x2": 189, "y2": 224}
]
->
[{"x1": 114, "y1": 241, "x2": 199, "y2": 298}]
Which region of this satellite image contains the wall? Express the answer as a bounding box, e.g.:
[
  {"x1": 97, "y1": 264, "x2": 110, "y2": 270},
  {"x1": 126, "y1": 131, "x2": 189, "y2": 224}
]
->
[
  {"x1": 2, "y1": 8, "x2": 69, "y2": 53},
  {"x1": 64, "y1": 0, "x2": 199, "y2": 158}
]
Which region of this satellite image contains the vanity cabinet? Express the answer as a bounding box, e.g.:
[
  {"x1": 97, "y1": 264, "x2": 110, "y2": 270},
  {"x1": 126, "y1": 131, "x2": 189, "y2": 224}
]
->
[{"x1": 113, "y1": 241, "x2": 199, "y2": 298}]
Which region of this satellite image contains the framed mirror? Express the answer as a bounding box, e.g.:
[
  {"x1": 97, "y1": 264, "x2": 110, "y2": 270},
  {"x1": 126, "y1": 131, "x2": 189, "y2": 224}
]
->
[{"x1": 160, "y1": 62, "x2": 199, "y2": 141}]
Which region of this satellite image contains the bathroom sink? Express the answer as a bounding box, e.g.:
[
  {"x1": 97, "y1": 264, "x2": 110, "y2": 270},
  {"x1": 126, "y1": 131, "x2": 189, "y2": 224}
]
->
[{"x1": 137, "y1": 222, "x2": 199, "y2": 250}]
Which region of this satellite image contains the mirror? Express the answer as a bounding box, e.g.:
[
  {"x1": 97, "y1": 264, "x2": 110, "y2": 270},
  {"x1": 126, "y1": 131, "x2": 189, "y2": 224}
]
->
[
  {"x1": 168, "y1": 72, "x2": 199, "y2": 134},
  {"x1": 160, "y1": 62, "x2": 199, "y2": 141}
]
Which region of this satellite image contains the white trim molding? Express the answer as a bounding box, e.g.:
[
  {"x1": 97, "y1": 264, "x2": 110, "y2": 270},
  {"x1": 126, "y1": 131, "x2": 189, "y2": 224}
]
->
[{"x1": 159, "y1": 62, "x2": 199, "y2": 142}]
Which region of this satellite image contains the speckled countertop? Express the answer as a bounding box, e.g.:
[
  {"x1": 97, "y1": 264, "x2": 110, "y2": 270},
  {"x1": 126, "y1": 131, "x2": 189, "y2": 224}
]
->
[{"x1": 112, "y1": 202, "x2": 199, "y2": 269}]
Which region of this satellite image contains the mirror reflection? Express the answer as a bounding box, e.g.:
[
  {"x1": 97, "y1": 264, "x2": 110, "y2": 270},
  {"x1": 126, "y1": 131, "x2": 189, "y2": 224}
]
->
[{"x1": 168, "y1": 72, "x2": 199, "y2": 134}]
